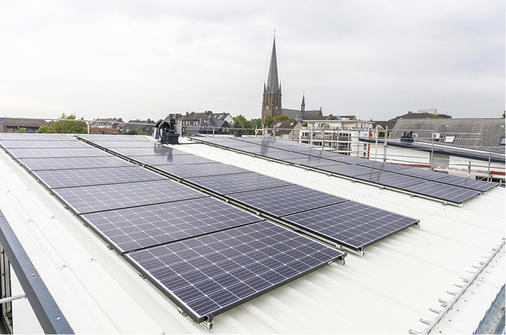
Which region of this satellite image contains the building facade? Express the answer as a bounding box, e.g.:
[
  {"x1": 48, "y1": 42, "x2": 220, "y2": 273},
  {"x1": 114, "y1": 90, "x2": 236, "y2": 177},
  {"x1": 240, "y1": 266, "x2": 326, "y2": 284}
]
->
[
  {"x1": 299, "y1": 118, "x2": 374, "y2": 156},
  {"x1": 0, "y1": 118, "x2": 49, "y2": 133},
  {"x1": 175, "y1": 111, "x2": 233, "y2": 136}
]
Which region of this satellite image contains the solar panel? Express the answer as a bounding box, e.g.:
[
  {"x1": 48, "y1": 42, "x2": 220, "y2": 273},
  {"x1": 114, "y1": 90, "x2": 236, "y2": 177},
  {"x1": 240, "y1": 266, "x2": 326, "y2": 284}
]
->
[
  {"x1": 78, "y1": 134, "x2": 150, "y2": 142},
  {"x1": 195, "y1": 137, "x2": 488, "y2": 204},
  {"x1": 215, "y1": 146, "x2": 277, "y2": 155},
  {"x1": 356, "y1": 161, "x2": 413, "y2": 173},
  {"x1": 153, "y1": 163, "x2": 250, "y2": 179},
  {"x1": 52, "y1": 180, "x2": 207, "y2": 214},
  {"x1": 82, "y1": 141, "x2": 157, "y2": 148},
  {"x1": 186, "y1": 172, "x2": 294, "y2": 195},
  {"x1": 282, "y1": 157, "x2": 342, "y2": 168},
  {"x1": 5, "y1": 147, "x2": 111, "y2": 159},
  {"x1": 317, "y1": 153, "x2": 365, "y2": 165},
  {"x1": 433, "y1": 174, "x2": 498, "y2": 192},
  {"x1": 125, "y1": 221, "x2": 345, "y2": 324},
  {"x1": 282, "y1": 201, "x2": 419, "y2": 251},
  {"x1": 33, "y1": 166, "x2": 166, "y2": 189},
  {"x1": 0, "y1": 133, "x2": 75, "y2": 141},
  {"x1": 394, "y1": 168, "x2": 446, "y2": 180},
  {"x1": 140, "y1": 154, "x2": 217, "y2": 165},
  {"x1": 18, "y1": 156, "x2": 133, "y2": 171},
  {"x1": 195, "y1": 137, "x2": 258, "y2": 147},
  {"x1": 353, "y1": 170, "x2": 426, "y2": 189},
  {"x1": 316, "y1": 164, "x2": 376, "y2": 178},
  {"x1": 401, "y1": 181, "x2": 481, "y2": 204},
  {"x1": 227, "y1": 185, "x2": 348, "y2": 217},
  {"x1": 81, "y1": 197, "x2": 264, "y2": 254},
  {"x1": 104, "y1": 147, "x2": 178, "y2": 157},
  {"x1": 261, "y1": 150, "x2": 309, "y2": 160},
  {"x1": 0, "y1": 140, "x2": 91, "y2": 149}
]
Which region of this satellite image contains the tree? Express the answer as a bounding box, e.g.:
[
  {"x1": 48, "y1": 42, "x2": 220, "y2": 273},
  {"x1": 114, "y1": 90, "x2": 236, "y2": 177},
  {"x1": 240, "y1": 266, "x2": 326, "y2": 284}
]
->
[
  {"x1": 250, "y1": 118, "x2": 261, "y2": 129},
  {"x1": 233, "y1": 115, "x2": 254, "y2": 135},
  {"x1": 37, "y1": 113, "x2": 87, "y2": 134},
  {"x1": 276, "y1": 115, "x2": 292, "y2": 121},
  {"x1": 263, "y1": 115, "x2": 274, "y2": 127}
]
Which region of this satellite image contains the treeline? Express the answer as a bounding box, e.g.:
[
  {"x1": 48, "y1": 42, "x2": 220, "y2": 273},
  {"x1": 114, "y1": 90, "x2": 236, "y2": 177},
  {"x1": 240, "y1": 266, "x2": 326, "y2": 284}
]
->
[{"x1": 232, "y1": 114, "x2": 294, "y2": 135}]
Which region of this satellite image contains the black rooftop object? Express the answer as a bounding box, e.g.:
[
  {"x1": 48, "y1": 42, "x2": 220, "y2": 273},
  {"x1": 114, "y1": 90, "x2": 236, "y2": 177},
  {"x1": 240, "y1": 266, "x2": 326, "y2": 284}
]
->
[{"x1": 154, "y1": 118, "x2": 179, "y2": 144}]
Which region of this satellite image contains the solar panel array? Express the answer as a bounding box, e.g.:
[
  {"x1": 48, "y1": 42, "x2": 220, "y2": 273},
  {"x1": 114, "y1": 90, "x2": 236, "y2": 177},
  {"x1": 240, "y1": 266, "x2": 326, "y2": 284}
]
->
[
  {"x1": 0, "y1": 133, "x2": 346, "y2": 325},
  {"x1": 194, "y1": 136, "x2": 498, "y2": 204},
  {"x1": 126, "y1": 221, "x2": 343, "y2": 323},
  {"x1": 79, "y1": 136, "x2": 418, "y2": 253}
]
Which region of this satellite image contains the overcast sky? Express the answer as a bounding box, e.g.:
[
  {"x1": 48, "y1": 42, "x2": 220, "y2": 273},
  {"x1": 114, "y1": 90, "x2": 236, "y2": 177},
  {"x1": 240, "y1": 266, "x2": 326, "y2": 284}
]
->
[{"x1": 1, "y1": 0, "x2": 504, "y2": 122}]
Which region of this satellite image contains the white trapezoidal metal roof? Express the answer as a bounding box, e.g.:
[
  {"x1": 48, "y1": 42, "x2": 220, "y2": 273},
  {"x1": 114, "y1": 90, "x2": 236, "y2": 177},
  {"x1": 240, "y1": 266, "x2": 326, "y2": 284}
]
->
[{"x1": 0, "y1": 135, "x2": 504, "y2": 334}]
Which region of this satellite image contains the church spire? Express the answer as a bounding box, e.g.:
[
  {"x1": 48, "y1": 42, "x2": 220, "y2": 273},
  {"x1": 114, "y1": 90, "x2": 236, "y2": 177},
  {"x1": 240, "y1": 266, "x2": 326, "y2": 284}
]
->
[
  {"x1": 261, "y1": 33, "x2": 282, "y2": 125},
  {"x1": 266, "y1": 37, "x2": 279, "y2": 94}
]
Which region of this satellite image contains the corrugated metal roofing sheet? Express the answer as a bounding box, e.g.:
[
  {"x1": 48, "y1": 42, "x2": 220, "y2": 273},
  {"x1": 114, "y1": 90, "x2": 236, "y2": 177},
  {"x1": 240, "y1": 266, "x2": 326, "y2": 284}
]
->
[
  {"x1": 0, "y1": 136, "x2": 504, "y2": 333},
  {"x1": 392, "y1": 118, "x2": 505, "y2": 152}
]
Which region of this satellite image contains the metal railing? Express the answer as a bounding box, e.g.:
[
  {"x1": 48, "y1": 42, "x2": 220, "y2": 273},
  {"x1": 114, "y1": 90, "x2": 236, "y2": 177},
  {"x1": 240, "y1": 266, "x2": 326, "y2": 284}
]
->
[{"x1": 0, "y1": 211, "x2": 74, "y2": 334}]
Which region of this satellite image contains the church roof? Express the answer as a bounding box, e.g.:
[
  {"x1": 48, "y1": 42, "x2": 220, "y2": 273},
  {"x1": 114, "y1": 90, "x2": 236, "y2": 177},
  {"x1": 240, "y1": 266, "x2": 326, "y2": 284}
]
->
[{"x1": 266, "y1": 38, "x2": 279, "y2": 94}]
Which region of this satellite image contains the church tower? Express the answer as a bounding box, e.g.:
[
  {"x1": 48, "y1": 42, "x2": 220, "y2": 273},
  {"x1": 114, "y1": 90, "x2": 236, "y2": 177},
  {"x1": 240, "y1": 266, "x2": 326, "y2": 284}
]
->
[{"x1": 262, "y1": 37, "x2": 282, "y2": 125}]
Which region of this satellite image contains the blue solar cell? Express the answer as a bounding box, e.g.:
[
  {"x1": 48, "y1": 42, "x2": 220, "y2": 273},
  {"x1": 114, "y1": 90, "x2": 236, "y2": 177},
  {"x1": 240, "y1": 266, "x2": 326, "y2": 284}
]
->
[
  {"x1": 81, "y1": 197, "x2": 263, "y2": 253},
  {"x1": 5, "y1": 147, "x2": 112, "y2": 159},
  {"x1": 282, "y1": 201, "x2": 419, "y2": 251},
  {"x1": 85, "y1": 141, "x2": 161, "y2": 148},
  {"x1": 0, "y1": 140, "x2": 90, "y2": 149},
  {"x1": 153, "y1": 163, "x2": 250, "y2": 179},
  {"x1": 187, "y1": 172, "x2": 294, "y2": 194},
  {"x1": 228, "y1": 185, "x2": 348, "y2": 217},
  {"x1": 316, "y1": 164, "x2": 374, "y2": 178},
  {"x1": 125, "y1": 221, "x2": 345, "y2": 323},
  {"x1": 395, "y1": 168, "x2": 446, "y2": 180},
  {"x1": 103, "y1": 146, "x2": 179, "y2": 157},
  {"x1": 433, "y1": 174, "x2": 498, "y2": 192},
  {"x1": 281, "y1": 156, "x2": 337, "y2": 168},
  {"x1": 78, "y1": 134, "x2": 149, "y2": 142},
  {"x1": 356, "y1": 161, "x2": 413, "y2": 173},
  {"x1": 402, "y1": 181, "x2": 480, "y2": 204},
  {"x1": 0, "y1": 133, "x2": 75, "y2": 141},
  {"x1": 261, "y1": 150, "x2": 309, "y2": 160},
  {"x1": 18, "y1": 156, "x2": 133, "y2": 171},
  {"x1": 33, "y1": 166, "x2": 166, "y2": 189},
  {"x1": 53, "y1": 180, "x2": 207, "y2": 214},
  {"x1": 353, "y1": 170, "x2": 426, "y2": 189}
]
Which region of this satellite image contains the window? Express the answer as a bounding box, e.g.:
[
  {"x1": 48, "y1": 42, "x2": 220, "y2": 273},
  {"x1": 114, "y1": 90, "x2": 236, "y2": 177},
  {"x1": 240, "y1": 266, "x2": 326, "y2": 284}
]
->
[
  {"x1": 501, "y1": 137, "x2": 505, "y2": 145},
  {"x1": 445, "y1": 135, "x2": 455, "y2": 143}
]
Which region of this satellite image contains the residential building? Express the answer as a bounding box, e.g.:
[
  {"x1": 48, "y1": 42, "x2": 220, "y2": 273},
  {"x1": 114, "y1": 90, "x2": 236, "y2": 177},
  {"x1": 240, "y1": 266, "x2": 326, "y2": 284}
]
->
[
  {"x1": 89, "y1": 118, "x2": 123, "y2": 135},
  {"x1": 89, "y1": 118, "x2": 123, "y2": 129},
  {"x1": 91, "y1": 127, "x2": 120, "y2": 135},
  {"x1": 364, "y1": 117, "x2": 506, "y2": 183},
  {"x1": 374, "y1": 109, "x2": 452, "y2": 131},
  {"x1": 270, "y1": 120, "x2": 302, "y2": 141},
  {"x1": 175, "y1": 111, "x2": 232, "y2": 136},
  {"x1": 121, "y1": 119, "x2": 156, "y2": 135},
  {"x1": 0, "y1": 118, "x2": 49, "y2": 133},
  {"x1": 391, "y1": 118, "x2": 504, "y2": 151}
]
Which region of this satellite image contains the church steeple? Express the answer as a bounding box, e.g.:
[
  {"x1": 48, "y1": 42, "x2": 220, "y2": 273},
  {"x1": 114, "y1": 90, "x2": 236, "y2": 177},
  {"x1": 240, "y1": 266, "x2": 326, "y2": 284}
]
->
[
  {"x1": 296, "y1": 92, "x2": 305, "y2": 122},
  {"x1": 266, "y1": 38, "x2": 279, "y2": 94},
  {"x1": 262, "y1": 35, "x2": 282, "y2": 125}
]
